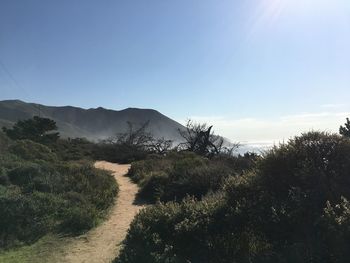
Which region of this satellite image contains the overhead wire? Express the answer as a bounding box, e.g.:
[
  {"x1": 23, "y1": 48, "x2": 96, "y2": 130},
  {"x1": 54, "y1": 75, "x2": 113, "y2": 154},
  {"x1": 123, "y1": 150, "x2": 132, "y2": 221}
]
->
[{"x1": 0, "y1": 58, "x2": 42, "y2": 116}]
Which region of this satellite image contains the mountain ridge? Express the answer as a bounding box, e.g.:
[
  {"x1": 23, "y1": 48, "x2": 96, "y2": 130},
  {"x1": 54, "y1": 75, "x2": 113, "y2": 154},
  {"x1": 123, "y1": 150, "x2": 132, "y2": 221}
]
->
[{"x1": 0, "y1": 99, "x2": 185, "y2": 142}]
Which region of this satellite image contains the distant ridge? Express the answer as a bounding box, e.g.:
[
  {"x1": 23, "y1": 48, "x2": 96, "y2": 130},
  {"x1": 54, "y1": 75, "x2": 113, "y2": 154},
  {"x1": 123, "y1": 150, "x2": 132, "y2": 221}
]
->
[{"x1": 0, "y1": 100, "x2": 185, "y2": 142}]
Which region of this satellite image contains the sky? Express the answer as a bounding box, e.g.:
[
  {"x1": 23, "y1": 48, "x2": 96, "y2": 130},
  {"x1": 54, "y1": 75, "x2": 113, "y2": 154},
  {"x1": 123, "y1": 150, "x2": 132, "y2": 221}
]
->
[{"x1": 1, "y1": 0, "x2": 350, "y2": 147}]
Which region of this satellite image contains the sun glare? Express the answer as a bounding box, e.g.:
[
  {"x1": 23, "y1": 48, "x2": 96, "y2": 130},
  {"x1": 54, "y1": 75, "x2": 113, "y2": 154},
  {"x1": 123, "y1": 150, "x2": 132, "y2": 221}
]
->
[
  {"x1": 248, "y1": 0, "x2": 348, "y2": 36},
  {"x1": 263, "y1": 0, "x2": 346, "y2": 17}
]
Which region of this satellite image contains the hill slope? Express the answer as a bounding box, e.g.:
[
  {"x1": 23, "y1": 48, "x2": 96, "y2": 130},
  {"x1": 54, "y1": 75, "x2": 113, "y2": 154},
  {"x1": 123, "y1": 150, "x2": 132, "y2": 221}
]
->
[{"x1": 0, "y1": 100, "x2": 185, "y2": 141}]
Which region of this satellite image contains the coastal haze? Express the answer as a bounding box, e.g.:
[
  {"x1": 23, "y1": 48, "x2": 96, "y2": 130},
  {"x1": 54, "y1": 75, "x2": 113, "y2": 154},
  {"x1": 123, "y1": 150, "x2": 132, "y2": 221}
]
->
[
  {"x1": 0, "y1": 100, "x2": 185, "y2": 142},
  {"x1": 1, "y1": 99, "x2": 349, "y2": 153}
]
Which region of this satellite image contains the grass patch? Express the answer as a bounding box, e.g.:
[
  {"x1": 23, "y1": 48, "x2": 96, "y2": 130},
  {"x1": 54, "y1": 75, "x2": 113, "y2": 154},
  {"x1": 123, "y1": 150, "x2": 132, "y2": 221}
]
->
[{"x1": 0, "y1": 234, "x2": 68, "y2": 263}]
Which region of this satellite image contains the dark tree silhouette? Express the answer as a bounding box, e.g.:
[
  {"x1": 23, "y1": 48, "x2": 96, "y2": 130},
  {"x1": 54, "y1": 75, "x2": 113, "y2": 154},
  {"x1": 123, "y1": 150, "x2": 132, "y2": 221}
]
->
[
  {"x1": 2, "y1": 116, "x2": 59, "y2": 144},
  {"x1": 99, "y1": 121, "x2": 172, "y2": 163},
  {"x1": 178, "y1": 119, "x2": 224, "y2": 157},
  {"x1": 107, "y1": 121, "x2": 154, "y2": 149},
  {"x1": 148, "y1": 137, "x2": 173, "y2": 154},
  {"x1": 340, "y1": 118, "x2": 350, "y2": 138}
]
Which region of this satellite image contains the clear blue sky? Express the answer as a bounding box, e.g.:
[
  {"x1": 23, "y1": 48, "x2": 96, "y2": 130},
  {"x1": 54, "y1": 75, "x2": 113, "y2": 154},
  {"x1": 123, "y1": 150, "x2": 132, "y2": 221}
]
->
[{"x1": 1, "y1": 0, "x2": 350, "y2": 144}]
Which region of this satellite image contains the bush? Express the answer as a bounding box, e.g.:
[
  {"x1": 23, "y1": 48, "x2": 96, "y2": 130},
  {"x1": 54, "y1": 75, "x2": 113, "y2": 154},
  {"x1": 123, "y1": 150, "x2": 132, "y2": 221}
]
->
[
  {"x1": 116, "y1": 196, "x2": 226, "y2": 263},
  {"x1": 0, "y1": 168, "x2": 9, "y2": 185},
  {"x1": 59, "y1": 193, "x2": 99, "y2": 234},
  {"x1": 0, "y1": 124, "x2": 120, "y2": 249},
  {"x1": 0, "y1": 132, "x2": 10, "y2": 154},
  {"x1": 9, "y1": 140, "x2": 58, "y2": 162},
  {"x1": 51, "y1": 138, "x2": 95, "y2": 161},
  {"x1": 0, "y1": 188, "x2": 64, "y2": 248},
  {"x1": 129, "y1": 152, "x2": 234, "y2": 203},
  {"x1": 94, "y1": 143, "x2": 148, "y2": 164},
  {"x1": 116, "y1": 132, "x2": 350, "y2": 263},
  {"x1": 0, "y1": 137, "x2": 118, "y2": 249},
  {"x1": 137, "y1": 171, "x2": 169, "y2": 202}
]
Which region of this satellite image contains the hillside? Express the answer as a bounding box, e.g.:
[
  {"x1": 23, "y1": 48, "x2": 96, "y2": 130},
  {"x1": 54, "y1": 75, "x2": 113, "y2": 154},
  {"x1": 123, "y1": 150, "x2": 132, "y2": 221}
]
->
[{"x1": 0, "y1": 100, "x2": 185, "y2": 142}]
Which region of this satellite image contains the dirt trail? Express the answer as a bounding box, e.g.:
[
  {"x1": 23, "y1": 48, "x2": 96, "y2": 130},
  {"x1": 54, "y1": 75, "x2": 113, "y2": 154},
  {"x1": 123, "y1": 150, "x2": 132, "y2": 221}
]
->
[{"x1": 61, "y1": 161, "x2": 144, "y2": 263}]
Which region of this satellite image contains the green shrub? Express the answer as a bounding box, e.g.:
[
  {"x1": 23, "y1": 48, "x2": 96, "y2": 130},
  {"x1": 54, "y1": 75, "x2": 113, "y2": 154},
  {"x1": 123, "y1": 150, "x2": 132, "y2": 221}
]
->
[
  {"x1": 116, "y1": 196, "x2": 225, "y2": 263},
  {"x1": 94, "y1": 143, "x2": 147, "y2": 164},
  {"x1": 163, "y1": 160, "x2": 231, "y2": 201},
  {"x1": 0, "y1": 132, "x2": 10, "y2": 154},
  {"x1": 116, "y1": 132, "x2": 350, "y2": 263},
  {"x1": 51, "y1": 138, "x2": 95, "y2": 161},
  {"x1": 129, "y1": 152, "x2": 233, "y2": 203},
  {"x1": 0, "y1": 168, "x2": 9, "y2": 185},
  {"x1": 0, "y1": 188, "x2": 64, "y2": 248},
  {"x1": 59, "y1": 192, "x2": 99, "y2": 234},
  {"x1": 0, "y1": 138, "x2": 118, "y2": 249},
  {"x1": 7, "y1": 163, "x2": 59, "y2": 193},
  {"x1": 9, "y1": 140, "x2": 58, "y2": 162},
  {"x1": 137, "y1": 171, "x2": 169, "y2": 202},
  {"x1": 0, "y1": 122, "x2": 121, "y2": 249}
]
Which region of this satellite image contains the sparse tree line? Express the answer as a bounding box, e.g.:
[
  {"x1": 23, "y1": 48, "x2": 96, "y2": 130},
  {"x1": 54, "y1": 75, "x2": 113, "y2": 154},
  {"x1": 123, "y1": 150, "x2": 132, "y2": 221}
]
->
[
  {"x1": 1, "y1": 115, "x2": 238, "y2": 163},
  {"x1": 97, "y1": 119, "x2": 238, "y2": 163}
]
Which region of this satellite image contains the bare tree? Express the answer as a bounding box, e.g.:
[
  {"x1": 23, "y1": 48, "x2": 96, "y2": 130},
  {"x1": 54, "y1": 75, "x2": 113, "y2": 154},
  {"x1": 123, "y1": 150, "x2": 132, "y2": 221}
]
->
[
  {"x1": 106, "y1": 121, "x2": 154, "y2": 149},
  {"x1": 148, "y1": 137, "x2": 173, "y2": 154},
  {"x1": 103, "y1": 121, "x2": 173, "y2": 154},
  {"x1": 177, "y1": 119, "x2": 225, "y2": 157}
]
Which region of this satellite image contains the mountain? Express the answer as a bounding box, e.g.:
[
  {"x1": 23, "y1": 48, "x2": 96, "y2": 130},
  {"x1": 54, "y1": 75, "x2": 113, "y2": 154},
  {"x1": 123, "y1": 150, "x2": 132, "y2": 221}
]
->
[{"x1": 0, "y1": 100, "x2": 185, "y2": 142}]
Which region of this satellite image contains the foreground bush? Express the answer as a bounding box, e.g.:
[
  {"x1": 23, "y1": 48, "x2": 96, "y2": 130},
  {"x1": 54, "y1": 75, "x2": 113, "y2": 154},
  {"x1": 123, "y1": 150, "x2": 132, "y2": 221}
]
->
[
  {"x1": 0, "y1": 138, "x2": 118, "y2": 249},
  {"x1": 134, "y1": 153, "x2": 210, "y2": 202},
  {"x1": 117, "y1": 132, "x2": 350, "y2": 263},
  {"x1": 128, "y1": 152, "x2": 255, "y2": 203}
]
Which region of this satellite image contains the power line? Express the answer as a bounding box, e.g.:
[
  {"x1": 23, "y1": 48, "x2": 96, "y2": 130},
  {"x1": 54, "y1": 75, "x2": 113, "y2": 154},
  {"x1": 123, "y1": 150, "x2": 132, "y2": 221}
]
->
[{"x1": 0, "y1": 58, "x2": 41, "y2": 116}]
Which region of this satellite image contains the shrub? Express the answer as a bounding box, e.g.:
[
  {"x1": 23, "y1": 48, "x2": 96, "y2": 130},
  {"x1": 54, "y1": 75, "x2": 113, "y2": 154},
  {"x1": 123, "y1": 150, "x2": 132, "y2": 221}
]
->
[
  {"x1": 116, "y1": 196, "x2": 226, "y2": 263},
  {"x1": 0, "y1": 132, "x2": 10, "y2": 154},
  {"x1": 0, "y1": 168, "x2": 9, "y2": 185},
  {"x1": 59, "y1": 193, "x2": 99, "y2": 234},
  {"x1": 51, "y1": 138, "x2": 95, "y2": 161},
  {"x1": 9, "y1": 140, "x2": 58, "y2": 162},
  {"x1": 7, "y1": 163, "x2": 59, "y2": 193},
  {"x1": 94, "y1": 143, "x2": 148, "y2": 164},
  {"x1": 137, "y1": 171, "x2": 169, "y2": 202},
  {"x1": 116, "y1": 132, "x2": 350, "y2": 263},
  {"x1": 0, "y1": 188, "x2": 64, "y2": 248},
  {"x1": 129, "y1": 152, "x2": 233, "y2": 203},
  {"x1": 0, "y1": 138, "x2": 118, "y2": 249}
]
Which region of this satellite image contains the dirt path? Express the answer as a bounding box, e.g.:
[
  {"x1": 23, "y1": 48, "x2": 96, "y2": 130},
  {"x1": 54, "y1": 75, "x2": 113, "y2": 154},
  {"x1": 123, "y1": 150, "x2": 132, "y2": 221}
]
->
[{"x1": 61, "y1": 161, "x2": 144, "y2": 263}]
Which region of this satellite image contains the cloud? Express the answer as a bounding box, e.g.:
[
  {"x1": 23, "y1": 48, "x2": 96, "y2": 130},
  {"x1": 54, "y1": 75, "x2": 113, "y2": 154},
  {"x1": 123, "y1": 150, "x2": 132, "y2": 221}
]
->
[{"x1": 182, "y1": 111, "x2": 350, "y2": 149}]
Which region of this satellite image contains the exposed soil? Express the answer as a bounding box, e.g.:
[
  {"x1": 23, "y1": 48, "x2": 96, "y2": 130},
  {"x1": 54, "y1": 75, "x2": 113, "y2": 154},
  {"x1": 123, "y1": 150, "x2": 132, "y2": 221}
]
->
[{"x1": 60, "y1": 161, "x2": 143, "y2": 263}]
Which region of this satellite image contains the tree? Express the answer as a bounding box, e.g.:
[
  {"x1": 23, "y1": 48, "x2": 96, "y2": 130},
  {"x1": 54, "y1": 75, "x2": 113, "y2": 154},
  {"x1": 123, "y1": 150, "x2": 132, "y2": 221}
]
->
[
  {"x1": 98, "y1": 121, "x2": 156, "y2": 163},
  {"x1": 148, "y1": 137, "x2": 173, "y2": 154},
  {"x1": 107, "y1": 121, "x2": 154, "y2": 149},
  {"x1": 178, "y1": 119, "x2": 224, "y2": 157},
  {"x1": 340, "y1": 118, "x2": 350, "y2": 138},
  {"x1": 2, "y1": 116, "x2": 59, "y2": 144}
]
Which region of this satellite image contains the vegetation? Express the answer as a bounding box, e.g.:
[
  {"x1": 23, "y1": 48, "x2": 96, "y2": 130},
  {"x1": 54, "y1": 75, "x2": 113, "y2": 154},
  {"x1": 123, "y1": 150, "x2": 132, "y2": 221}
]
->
[
  {"x1": 116, "y1": 131, "x2": 350, "y2": 263},
  {"x1": 0, "y1": 118, "x2": 118, "y2": 250},
  {"x1": 2, "y1": 116, "x2": 59, "y2": 144},
  {"x1": 128, "y1": 152, "x2": 257, "y2": 203},
  {"x1": 177, "y1": 120, "x2": 224, "y2": 157},
  {"x1": 340, "y1": 118, "x2": 350, "y2": 138},
  {"x1": 4, "y1": 115, "x2": 350, "y2": 262},
  {"x1": 52, "y1": 137, "x2": 96, "y2": 161}
]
